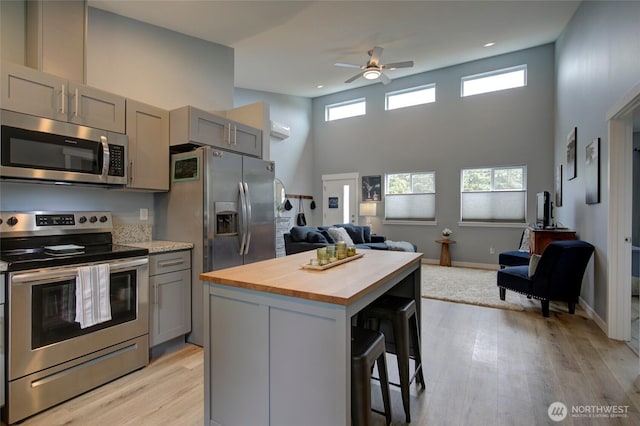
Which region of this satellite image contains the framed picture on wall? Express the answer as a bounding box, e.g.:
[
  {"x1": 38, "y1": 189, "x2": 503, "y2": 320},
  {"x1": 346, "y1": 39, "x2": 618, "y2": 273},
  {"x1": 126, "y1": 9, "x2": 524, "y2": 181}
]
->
[
  {"x1": 566, "y1": 127, "x2": 577, "y2": 180},
  {"x1": 585, "y1": 137, "x2": 600, "y2": 204},
  {"x1": 362, "y1": 175, "x2": 382, "y2": 202},
  {"x1": 555, "y1": 164, "x2": 563, "y2": 207}
]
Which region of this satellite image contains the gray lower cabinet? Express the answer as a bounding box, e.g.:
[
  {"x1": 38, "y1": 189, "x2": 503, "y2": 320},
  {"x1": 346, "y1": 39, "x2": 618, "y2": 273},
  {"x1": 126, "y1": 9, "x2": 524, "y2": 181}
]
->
[
  {"x1": 149, "y1": 250, "x2": 191, "y2": 347},
  {"x1": 125, "y1": 99, "x2": 170, "y2": 191}
]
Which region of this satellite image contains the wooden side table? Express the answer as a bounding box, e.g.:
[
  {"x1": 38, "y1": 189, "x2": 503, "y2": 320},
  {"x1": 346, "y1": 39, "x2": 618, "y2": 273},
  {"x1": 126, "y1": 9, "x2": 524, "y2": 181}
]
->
[{"x1": 435, "y1": 239, "x2": 456, "y2": 267}]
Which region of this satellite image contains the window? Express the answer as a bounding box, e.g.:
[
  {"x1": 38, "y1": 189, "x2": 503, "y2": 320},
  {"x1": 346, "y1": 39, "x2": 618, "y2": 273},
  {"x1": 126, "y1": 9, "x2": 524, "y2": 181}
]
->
[
  {"x1": 460, "y1": 166, "x2": 526, "y2": 223},
  {"x1": 385, "y1": 84, "x2": 436, "y2": 111},
  {"x1": 385, "y1": 171, "x2": 435, "y2": 222},
  {"x1": 461, "y1": 65, "x2": 527, "y2": 97},
  {"x1": 325, "y1": 98, "x2": 366, "y2": 121}
]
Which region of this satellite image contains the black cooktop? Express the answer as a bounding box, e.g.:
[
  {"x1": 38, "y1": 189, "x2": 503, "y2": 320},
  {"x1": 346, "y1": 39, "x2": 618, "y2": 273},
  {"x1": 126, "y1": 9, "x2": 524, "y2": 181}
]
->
[{"x1": 0, "y1": 232, "x2": 148, "y2": 272}]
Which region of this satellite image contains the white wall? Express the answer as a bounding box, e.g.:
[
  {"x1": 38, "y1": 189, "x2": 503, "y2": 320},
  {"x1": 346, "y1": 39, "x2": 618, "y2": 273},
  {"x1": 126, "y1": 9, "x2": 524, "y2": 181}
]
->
[
  {"x1": 235, "y1": 88, "x2": 314, "y2": 227},
  {"x1": 311, "y1": 45, "x2": 556, "y2": 264},
  {"x1": 555, "y1": 0, "x2": 640, "y2": 319}
]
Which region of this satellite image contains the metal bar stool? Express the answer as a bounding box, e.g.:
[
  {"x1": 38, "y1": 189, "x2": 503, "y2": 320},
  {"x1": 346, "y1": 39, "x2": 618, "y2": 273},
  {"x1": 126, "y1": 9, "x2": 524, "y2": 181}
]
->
[
  {"x1": 357, "y1": 295, "x2": 425, "y2": 423},
  {"x1": 351, "y1": 326, "x2": 392, "y2": 426}
]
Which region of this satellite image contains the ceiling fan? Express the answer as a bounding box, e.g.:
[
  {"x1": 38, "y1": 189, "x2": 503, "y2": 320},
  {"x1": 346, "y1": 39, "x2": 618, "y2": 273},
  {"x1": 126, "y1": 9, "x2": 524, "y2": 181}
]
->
[{"x1": 335, "y1": 46, "x2": 414, "y2": 85}]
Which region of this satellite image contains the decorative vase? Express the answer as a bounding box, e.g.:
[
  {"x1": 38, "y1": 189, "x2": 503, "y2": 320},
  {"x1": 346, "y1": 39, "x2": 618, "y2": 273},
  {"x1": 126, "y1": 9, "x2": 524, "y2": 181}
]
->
[{"x1": 442, "y1": 235, "x2": 449, "y2": 241}]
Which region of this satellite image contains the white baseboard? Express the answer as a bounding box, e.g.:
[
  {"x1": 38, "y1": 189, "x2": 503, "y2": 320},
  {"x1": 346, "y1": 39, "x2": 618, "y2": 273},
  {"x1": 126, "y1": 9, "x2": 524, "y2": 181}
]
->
[
  {"x1": 579, "y1": 296, "x2": 608, "y2": 334},
  {"x1": 420, "y1": 258, "x2": 499, "y2": 271}
]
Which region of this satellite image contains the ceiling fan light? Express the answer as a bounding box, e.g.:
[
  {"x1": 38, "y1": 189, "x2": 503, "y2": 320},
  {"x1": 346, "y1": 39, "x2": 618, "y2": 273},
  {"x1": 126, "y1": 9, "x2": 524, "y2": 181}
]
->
[{"x1": 363, "y1": 69, "x2": 380, "y2": 80}]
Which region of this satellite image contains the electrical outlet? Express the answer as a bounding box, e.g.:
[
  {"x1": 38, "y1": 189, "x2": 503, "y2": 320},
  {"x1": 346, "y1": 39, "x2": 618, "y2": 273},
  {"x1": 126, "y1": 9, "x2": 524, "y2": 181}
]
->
[
  {"x1": 489, "y1": 246, "x2": 495, "y2": 255},
  {"x1": 140, "y1": 208, "x2": 149, "y2": 221}
]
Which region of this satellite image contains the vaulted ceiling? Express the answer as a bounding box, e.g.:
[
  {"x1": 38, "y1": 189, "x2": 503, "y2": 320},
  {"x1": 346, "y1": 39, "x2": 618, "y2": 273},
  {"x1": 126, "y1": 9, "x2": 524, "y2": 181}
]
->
[{"x1": 89, "y1": 0, "x2": 581, "y2": 98}]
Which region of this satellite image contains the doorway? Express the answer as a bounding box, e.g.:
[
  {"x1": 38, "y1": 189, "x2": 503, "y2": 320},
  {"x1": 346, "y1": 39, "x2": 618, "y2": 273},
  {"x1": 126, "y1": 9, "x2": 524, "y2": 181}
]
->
[
  {"x1": 606, "y1": 81, "x2": 640, "y2": 357},
  {"x1": 322, "y1": 173, "x2": 358, "y2": 226}
]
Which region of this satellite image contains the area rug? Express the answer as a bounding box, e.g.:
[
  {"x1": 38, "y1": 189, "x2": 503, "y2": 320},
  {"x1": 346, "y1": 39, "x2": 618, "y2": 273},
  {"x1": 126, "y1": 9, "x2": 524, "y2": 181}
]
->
[{"x1": 421, "y1": 264, "x2": 525, "y2": 311}]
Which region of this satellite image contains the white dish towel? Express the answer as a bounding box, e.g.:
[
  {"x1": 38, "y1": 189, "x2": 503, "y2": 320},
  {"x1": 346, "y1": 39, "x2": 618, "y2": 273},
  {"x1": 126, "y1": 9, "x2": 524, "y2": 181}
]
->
[{"x1": 75, "y1": 264, "x2": 111, "y2": 329}]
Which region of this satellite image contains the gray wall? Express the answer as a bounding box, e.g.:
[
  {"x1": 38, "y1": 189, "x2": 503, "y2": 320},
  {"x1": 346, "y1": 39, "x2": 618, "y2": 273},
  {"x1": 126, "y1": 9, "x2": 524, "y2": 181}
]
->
[
  {"x1": 555, "y1": 1, "x2": 640, "y2": 319},
  {"x1": 235, "y1": 89, "x2": 314, "y2": 227},
  {"x1": 0, "y1": 5, "x2": 235, "y2": 225},
  {"x1": 311, "y1": 44, "x2": 556, "y2": 264}
]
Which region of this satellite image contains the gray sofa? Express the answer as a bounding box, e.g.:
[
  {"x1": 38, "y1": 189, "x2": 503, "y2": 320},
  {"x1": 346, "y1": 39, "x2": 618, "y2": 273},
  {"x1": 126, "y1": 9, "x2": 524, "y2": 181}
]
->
[{"x1": 283, "y1": 224, "x2": 388, "y2": 255}]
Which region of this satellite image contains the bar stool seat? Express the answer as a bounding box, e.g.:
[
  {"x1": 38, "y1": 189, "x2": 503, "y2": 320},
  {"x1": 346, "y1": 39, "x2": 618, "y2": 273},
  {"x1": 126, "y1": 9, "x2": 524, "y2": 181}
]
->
[
  {"x1": 351, "y1": 326, "x2": 392, "y2": 426},
  {"x1": 358, "y1": 295, "x2": 425, "y2": 423}
]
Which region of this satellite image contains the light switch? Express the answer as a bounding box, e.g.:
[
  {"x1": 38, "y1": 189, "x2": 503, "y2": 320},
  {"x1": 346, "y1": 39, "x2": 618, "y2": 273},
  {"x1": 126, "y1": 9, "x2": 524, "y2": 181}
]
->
[{"x1": 140, "y1": 208, "x2": 149, "y2": 221}]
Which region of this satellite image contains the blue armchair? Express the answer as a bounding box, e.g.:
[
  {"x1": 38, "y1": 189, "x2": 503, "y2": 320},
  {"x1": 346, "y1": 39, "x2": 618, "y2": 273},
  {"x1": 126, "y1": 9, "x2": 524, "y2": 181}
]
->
[
  {"x1": 497, "y1": 240, "x2": 595, "y2": 317},
  {"x1": 498, "y1": 228, "x2": 530, "y2": 268}
]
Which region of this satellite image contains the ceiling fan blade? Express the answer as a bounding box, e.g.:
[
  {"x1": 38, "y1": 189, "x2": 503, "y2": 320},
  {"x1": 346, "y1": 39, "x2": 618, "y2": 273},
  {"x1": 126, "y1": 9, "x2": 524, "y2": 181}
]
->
[
  {"x1": 345, "y1": 71, "x2": 364, "y2": 83},
  {"x1": 369, "y1": 46, "x2": 383, "y2": 65},
  {"x1": 335, "y1": 62, "x2": 363, "y2": 69},
  {"x1": 379, "y1": 72, "x2": 391, "y2": 85},
  {"x1": 382, "y1": 60, "x2": 414, "y2": 70}
]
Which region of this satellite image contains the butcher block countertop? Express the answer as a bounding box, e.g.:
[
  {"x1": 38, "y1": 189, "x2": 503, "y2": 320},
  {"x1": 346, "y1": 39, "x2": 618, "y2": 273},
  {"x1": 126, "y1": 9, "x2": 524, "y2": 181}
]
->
[{"x1": 200, "y1": 249, "x2": 422, "y2": 306}]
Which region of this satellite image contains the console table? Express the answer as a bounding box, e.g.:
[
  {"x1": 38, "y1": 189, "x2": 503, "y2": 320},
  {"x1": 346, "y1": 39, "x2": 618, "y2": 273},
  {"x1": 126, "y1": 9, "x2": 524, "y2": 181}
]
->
[
  {"x1": 529, "y1": 227, "x2": 576, "y2": 255},
  {"x1": 200, "y1": 250, "x2": 422, "y2": 426}
]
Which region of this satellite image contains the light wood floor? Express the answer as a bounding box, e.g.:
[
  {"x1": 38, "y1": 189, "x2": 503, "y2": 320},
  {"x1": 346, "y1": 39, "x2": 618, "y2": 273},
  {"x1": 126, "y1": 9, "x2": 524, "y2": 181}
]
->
[{"x1": 18, "y1": 298, "x2": 640, "y2": 426}]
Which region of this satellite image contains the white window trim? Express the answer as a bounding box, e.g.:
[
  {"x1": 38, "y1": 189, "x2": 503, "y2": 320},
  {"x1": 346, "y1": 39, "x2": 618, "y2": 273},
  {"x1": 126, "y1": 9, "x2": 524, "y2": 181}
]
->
[
  {"x1": 385, "y1": 83, "x2": 436, "y2": 111},
  {"x1": 461, "y1": 64, "x2": 527, "y2": 97},
  {"x1": 325, "y1": 98, "x2": 366, "y2": 121},
  {"x1": 460, "y1": 165, "x2": 527, "y2": 225}
]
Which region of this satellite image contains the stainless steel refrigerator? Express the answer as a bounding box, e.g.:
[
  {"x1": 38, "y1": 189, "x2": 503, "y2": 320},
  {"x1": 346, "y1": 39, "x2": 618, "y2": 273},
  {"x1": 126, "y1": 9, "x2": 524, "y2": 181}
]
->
[{"x1": 155, "y1": 146, "x2": 275, "y2": 346}]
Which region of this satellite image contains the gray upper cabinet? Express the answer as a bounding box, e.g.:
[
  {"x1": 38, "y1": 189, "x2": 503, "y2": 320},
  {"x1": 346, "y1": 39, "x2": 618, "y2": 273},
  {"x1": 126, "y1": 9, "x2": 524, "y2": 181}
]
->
[
  {"x1": 1, "y1": 61, "x2": 125, "y2": 133},
  {"x1": 170, "y1": 105, "x2": 262, "y2": 158},
  {"x1": 125, "y1": 99, "x2": 170, "y2": 191}
]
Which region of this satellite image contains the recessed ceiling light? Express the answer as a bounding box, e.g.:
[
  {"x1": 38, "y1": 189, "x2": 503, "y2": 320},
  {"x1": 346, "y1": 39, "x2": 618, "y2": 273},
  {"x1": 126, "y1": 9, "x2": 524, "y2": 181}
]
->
[
  {"x1": 317, "y1": 85, "x2": 324, "y2": 89},
  {"x1": 484, "y1": 42, "x2": 496, "y2": 47}
]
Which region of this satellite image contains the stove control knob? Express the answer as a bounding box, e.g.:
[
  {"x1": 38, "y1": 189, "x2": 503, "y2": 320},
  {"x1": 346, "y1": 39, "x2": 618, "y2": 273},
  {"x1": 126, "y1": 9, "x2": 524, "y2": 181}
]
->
[
  {"x1": 7, "y1": 216, "x2": 18, "y2": 226},
  {"x1": 99, "y1": 215, "x2": 108, "y2": 223},
  {"x1": 78, "y1": 216, "x2": 87, "y2": 224},
  {"x1": 0, "y1": 218, "x2": 3, "y2": 225},
  {"x1": 89, "y1": 216, "x2": 98, "y2": 223}
]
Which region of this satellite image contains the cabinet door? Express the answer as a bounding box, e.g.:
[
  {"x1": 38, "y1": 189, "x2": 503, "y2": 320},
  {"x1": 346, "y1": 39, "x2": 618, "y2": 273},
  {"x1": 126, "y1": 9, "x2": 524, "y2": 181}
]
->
[
  {"x1": 68, "y1": 82, "x2": 125, "y2": 133},
  {"x1": 232, "y1": 122, "x2": 262, "y2": 158},
  {"x1": 1, "y1": 61, "x2": 66, "y2": 121},
  {"x1": 150, "y1": 269, "x2": 191, "y2": 347},
  {"x1": 126, "y1": 99, "x2": 169, "y2": 191},
  {"x1": 187, "y1": 108, "x2": 228, "y2": 148}
]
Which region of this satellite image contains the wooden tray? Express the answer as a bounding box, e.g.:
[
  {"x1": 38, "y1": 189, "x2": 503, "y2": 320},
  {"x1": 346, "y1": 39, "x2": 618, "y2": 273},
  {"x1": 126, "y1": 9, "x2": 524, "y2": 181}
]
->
[{"x1": 301, "y1": 253, "x2": 365, "y2": 271}]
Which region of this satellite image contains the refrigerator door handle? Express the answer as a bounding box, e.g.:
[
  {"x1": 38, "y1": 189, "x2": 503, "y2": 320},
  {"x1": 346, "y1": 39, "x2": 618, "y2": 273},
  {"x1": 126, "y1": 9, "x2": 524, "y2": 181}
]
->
[
  {"x1": 243, "y1": 182, "x2": 252, "y2": 255},
  {"x1": 238, "y1": 181, "x2": 248, "y2": 255}
]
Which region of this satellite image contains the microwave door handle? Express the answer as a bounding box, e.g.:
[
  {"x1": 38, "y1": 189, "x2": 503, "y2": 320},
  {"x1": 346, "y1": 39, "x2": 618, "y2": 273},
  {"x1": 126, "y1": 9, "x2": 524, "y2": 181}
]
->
[
  {"x1": 238, "y1": 181, "x2": 248, "y2": 255},
  {"x1": 100, "y1": 136, "x2": 110, "y2": 180},
  {"x1": 243, "y1": 182, "x2": 252, "y2": 255}
]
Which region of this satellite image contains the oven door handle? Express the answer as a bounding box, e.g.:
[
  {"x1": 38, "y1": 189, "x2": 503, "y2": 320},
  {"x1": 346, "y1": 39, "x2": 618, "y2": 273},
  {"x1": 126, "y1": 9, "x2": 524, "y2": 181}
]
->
[{"x1": 11, "y1": 257, "x2": 148, "y2": 285}]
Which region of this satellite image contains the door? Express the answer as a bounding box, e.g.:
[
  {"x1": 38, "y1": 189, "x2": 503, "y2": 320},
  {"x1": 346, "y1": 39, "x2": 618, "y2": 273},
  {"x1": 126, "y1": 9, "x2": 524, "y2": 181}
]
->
[
  {"x1": 242, "y1": 156, "x2": 275, "y2": 264},
  {"x1": 205, "y1": 149, "x2": 243, "y2": 271},
  {"x1": 322, "y1": 173, "x2": 358, "y2": 226}
]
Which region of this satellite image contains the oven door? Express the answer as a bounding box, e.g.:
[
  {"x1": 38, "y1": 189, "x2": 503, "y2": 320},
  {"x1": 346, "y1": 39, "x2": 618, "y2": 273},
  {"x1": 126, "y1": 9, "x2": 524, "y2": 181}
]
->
[{"x1": 8, "y1": 257, "x2": 148, "y2": 380}]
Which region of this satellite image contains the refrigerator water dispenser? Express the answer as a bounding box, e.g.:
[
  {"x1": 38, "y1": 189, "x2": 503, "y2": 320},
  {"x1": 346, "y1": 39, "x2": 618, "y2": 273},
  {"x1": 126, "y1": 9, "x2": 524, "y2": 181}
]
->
[{"x1": 215, "y1": 202, "x2": 238, "y2": 236}]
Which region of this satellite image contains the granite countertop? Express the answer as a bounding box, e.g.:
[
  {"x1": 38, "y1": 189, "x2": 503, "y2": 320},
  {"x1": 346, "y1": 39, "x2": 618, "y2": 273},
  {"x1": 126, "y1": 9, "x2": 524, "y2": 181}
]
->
[{"x1": 124, "y1": 240, "x2": 193, "y2": 254}]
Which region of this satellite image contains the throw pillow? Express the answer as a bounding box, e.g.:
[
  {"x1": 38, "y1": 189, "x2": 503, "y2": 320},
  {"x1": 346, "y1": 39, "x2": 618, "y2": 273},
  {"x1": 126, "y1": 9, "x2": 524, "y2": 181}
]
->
[
  {"x1": 328, "y1": 227, "x2": 355, "y2": 246},
  {"x1": 337, "y1": 224, "x2": 364, "y2": 244},
  {"x1": 319, "y1": 229, "x2": 336, "y2": 244},
  {"x1": 519, "y1": 228, "x2": 531, "y2": 252},
  {"x1": 290, "y1": 226, "x2": 316, "y2": 242},
  {"x1": 361, "y1": 226, "x2": 372, "y2": 243},
  {"x1": 306, "y1": 231, "x2": 328, "y2": 244},
  {"x1": 528, "y1": 254, "x2": 541, "y2": 277}
]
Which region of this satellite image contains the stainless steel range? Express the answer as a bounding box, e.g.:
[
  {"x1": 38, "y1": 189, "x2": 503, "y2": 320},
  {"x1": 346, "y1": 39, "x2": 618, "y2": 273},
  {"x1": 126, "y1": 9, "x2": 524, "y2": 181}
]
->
[{"x1": 0, "y1": 211, "x2": 149, "y2": 424}]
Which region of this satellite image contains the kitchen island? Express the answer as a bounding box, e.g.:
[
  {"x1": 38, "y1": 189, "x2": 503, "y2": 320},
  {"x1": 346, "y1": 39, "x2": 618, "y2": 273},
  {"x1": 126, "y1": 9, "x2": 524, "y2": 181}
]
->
[{"x1": 200, "y1": 249, "x2": 423, "y2": 426}]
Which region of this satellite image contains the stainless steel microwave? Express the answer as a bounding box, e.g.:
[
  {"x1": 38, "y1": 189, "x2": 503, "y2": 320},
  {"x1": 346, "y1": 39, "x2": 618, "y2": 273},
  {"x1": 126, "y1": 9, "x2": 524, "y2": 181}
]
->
[{"x1": 1, "y1": 110, "x2": 127, "y2": 186}]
